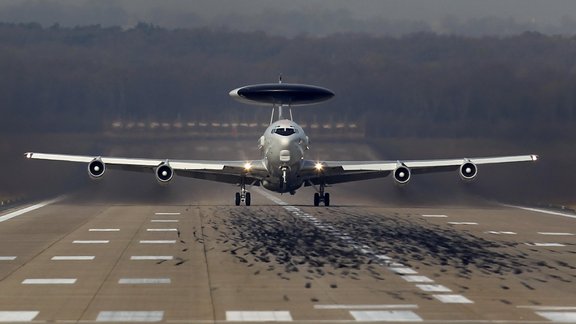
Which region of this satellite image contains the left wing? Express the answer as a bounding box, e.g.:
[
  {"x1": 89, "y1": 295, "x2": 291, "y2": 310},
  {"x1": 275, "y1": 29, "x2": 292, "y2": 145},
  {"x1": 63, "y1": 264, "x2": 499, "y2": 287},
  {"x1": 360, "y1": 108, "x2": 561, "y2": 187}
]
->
[
  {"x1": 24, "y1": 152, "x2": 267, "y2": 185},
  {"x1": 301, "y1": 154, "x2": 538, "y2": 186}
]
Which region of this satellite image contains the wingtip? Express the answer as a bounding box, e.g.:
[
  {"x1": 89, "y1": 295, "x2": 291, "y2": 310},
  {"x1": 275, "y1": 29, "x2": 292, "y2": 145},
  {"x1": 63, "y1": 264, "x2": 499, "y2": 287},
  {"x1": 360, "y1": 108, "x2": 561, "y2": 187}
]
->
[
  {"x1": 24, "y1": 152, "x2": 32, "y2": 159},
  {"x1": 531, "y1": 154, "x2": 539, "y2": 161}
]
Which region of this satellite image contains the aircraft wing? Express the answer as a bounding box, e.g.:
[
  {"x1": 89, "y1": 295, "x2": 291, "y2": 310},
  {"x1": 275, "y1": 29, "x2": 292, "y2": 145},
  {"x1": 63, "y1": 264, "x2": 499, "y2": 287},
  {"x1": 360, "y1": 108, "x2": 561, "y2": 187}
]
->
[
  {"x1": 24, "y1": 152, "x2": 267, "y2": 185},
  {"x1": 302, "y1": 154, "x2": 538, "y2": 185}
]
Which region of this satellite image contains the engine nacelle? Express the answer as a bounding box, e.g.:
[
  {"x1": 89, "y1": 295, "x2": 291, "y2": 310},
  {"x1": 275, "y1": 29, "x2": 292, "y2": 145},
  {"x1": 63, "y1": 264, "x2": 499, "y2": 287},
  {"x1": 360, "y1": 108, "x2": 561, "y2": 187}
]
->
[
  {"x1": 88, "y1": 158, "x2": 105, "y2": 179},
  {"x1": 393, "y1": 165, "x2": 411, "y2": 185},
  {"x1": 459, "y1": 161, "x2": 478, "y2": 181},
  {"x1": 155, "y1": 162, "x2": 174, "y2": 183}
]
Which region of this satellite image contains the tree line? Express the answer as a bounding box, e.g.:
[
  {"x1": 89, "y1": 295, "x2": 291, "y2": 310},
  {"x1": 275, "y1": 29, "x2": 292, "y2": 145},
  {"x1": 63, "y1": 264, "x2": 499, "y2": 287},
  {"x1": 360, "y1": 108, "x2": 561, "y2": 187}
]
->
[{"x1": 0, "y1": 23, "x2": 575, "y2": 140}]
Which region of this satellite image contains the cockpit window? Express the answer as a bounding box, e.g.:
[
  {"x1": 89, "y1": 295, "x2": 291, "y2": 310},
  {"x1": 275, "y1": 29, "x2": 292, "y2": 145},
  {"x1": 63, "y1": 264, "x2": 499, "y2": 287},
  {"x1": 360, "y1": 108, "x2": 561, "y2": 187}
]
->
[{"x1": 272, "y1": 127, "x2": 297, "y2": 136}]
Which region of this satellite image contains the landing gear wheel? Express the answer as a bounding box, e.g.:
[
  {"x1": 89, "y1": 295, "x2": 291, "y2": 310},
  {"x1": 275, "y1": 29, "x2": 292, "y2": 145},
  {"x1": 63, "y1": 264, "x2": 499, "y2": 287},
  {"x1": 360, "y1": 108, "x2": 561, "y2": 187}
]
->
[
  {"x1": 235, "y1": 192, "x2": 241, "y2": 206},
  {"x1": 245, "y1": 192, "x2": 251, "y2": 206},
  {"x1": 313, "y1": 193, "x2": 320, "y2": 206},
  {"x1": 324, "y1": 193, "x2": 330, "y2": 206}
]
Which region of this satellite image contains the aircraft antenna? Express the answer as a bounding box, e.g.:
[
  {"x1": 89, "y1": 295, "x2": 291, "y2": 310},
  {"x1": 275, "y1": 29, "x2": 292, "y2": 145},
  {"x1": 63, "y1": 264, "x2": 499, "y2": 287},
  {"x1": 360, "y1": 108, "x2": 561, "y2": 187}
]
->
[
  {"x1": 279, "y1": 74, "x2": 283, "y2": 84},
  {"x1": 270, "y1": 106, "x2": 275, "y2": 125}
]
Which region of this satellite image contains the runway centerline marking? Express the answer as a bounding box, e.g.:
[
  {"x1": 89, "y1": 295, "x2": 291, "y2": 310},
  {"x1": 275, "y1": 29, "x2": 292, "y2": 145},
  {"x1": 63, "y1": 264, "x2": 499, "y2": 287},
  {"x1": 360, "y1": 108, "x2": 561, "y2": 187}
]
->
[
  {"x1": 422, "y1": 214, "x2": 448, "y2": 218},
  {"x1": 0, "y1": 196, "x2": 63, "y2": 223},
  {"x1": 255, "y1": 188, "x2": 475, "y2": 306},
  {"x1": 154, "y1": 212, "x2": 181, "y2": 216},
  {"x1": 447, "y1": 222, "x2": 478, "y2": 225},
  {"x1": 486, "y1": 231, "x2": 517, "y2": 235},
  {"x1": 416, "y1": 284, "x2": 452, "y2": 292},
  {"x1": 401, "y1": 276, "x2": 434, "y2": 283},
  {"x1": 525, "y1": 243, "x2": 566, "y2": 247},
  {"x1": 146, "y1": 228, "x2": 178, "y2": 232},
  {"x1": 151, "y1": 219, "x2": 179, "y2": 223}
]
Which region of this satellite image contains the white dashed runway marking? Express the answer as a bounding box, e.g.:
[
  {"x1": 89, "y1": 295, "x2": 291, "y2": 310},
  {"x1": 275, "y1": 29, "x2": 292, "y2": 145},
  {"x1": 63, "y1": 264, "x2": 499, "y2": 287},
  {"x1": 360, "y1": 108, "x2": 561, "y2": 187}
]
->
[
  {"x1": 51, "y1": 256, "x2": 95, "y2": 261},
  {"x1": 139, "y1": 240, "x2": 176, "y2": 244},
  {"x1": 118, "y1": 278, "x2": 171, "y2": 284},
  {"x1": 538, "y1": 232, "x2": 574, "y2": 236},
  {"x1": 421, "y1": 214, "x2": 447, "y2": 218},
  {"x1": 401, "y1": 276, "x2": 434, "y2": 283},
  {"x1": 433, "y1": 294, "x2": 474, "y2": 304},
  {"x1": 130, "y1": 256, "x2": 174, "y2": 261},
  {"x1": 536, "y1": 311, "x2": 576, "y2": 322},
  {"x1": 389, "y1": 268, "x2": 418, "y2": 275},
  {"x1": 150, "y1": 219, "x2": 179, "y2": 223},
  {"x1": 416, "y1": 284, "x2": 452, "y2": 292},
  {"x1": 0, "y1": 256, "x2": 17, "y2": 261},
  {"x1": 525, "y1": 243, "x2": 566, "y2": 247},
  {"x1": 350, "y1": 310, "x2": 423, "y2": 322},
  {"x1": 226, "y1": 311, "x2": 292, "y2": 322},
  {"x1": 0, "y1": 311, "x2": 39, "y2": 322},
  {"x1": 486, "y1": 231, "x2": 517, "y2": 235},
  {"x1": 73, "y1": 240, "x2": 109, "y2": 244},
  {"x1": 154, "y1": 212, "x2": 181, "y2": 216},
  {"x1": 96, "y1": 311, "x2": 164, "y2": 322},
  {"x1": 314, "y1": 304, "x2": 418, "y2": 310},
  {"x1": 146, "y1": 228, "x2": 178, "y2": 232},
  {"x1": 89, "y1": 228, "x2": 120, "y2": 232},
  {"x1": 447, "y1": 222, "x2": 478, "y2": 225},
  {"x1": 22, "y1": 278, "x2": 77, "y2": 285}
]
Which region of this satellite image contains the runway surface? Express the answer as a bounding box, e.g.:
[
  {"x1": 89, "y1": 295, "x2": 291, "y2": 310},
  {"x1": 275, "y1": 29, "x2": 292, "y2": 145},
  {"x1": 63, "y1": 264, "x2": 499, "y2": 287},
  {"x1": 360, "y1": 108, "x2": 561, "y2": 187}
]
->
[{"x1": 0, "y1": 139, "x2": 574, "y2": 323}]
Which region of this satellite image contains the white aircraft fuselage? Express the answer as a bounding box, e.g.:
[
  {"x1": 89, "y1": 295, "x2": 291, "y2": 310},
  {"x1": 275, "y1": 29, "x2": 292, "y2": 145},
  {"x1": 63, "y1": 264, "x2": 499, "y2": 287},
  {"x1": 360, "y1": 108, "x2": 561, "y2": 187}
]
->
[{"x1": 260, "y1": 119, "x2": 308, "y2": 193}]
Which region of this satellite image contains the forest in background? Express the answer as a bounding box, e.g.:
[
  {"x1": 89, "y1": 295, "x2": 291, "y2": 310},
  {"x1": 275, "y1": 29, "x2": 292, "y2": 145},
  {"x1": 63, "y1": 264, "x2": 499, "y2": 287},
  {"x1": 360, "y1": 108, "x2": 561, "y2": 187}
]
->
[{"x1": 0, "y1": 23, "x2": 575, "y2": 140}]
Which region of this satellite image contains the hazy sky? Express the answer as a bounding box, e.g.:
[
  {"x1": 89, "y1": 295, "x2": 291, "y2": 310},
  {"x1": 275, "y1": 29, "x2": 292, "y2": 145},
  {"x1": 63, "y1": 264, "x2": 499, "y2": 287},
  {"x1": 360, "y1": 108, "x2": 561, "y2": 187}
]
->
[{"x1": 0, "y1": 0, "x2": 576, "y2": 35}]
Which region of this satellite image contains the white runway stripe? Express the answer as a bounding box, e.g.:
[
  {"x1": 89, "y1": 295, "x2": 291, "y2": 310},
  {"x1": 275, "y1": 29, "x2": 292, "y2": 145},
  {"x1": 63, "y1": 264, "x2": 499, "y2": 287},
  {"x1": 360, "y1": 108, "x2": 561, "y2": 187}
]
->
[
  {"x1": 150, "y1": 219, "x2": 179, "y2": 223},
  {"x1": 226, "y1": 311, "x2": 292, "y2": 322},
  {"x1": 536, "y1": 312, "x2": 576, "y2": 322},
  {"x1": 22, "y1": 278, "x2": 77, "y2": 284},
  {"x1": 96, "y1": 311, "x2": 164, "y2": 322},
  {"x1": 433, "y1": 294, "x2": 474, "y2": 304},
  {"x1": 73, "y1": 240, "x2": 109, "y2": 244},
  {"x1": 314, "y1": 304, "x2": 418, "y2": 310},
  {"x1": 518, "y1": 306, "x2": 576, "y2": 311},
  {"x1": 0, "y1": 256, "x2": 17, "y2": 261},
  {"x1": 402, "y1": 276, "x2": 434, "y2": 283},
  {"x1": 447, "y1": 222, "x2": 478, "y2": 225},
  {"x1": 51, "y1": 256, "x2": 95, "y2": 261},
  {"x1": 505, "y1": 205, "x2": 576, "y2": 219},
  {"x1": 422, "y1": 214, "x2": 447, "y2": 218},
  {"x1": 130, "y1": 256, "x2": 173, "y2": 260},
  {"x1": 146, "y1": 228, "x2": 178, "y2": 232},
  {"x1": 154, "y1": 212, "x2": 180, "y2": 215},
  {"x1": 525, "y1": 243, "x2": 566, "y2": 247},
  {"x1": 416, "y1": 284, "x2": 452, "y2": 292},
  {"x1": 538, "y1": 232, "x2": 574, "y2": 236},
  {"x1": 486, "y1": 231, "x2": 517, "y2": 235},
  {"x1": 118, "y1": 278, "x2": 171, "y2": 284},
  {"x1": 389, "y1": 268, "x2": 418, "y2": 275},
  {"x1": 89, "y1": 229, "x2": 120, "y2": 232},
  {"x1": 0, "y1": 196, "x2": 62, "y2": 223},
  {"x1": 350, "y1": 310, "x2": 423, "y2": 322},
  {"x1": 139, "y1": 240, "x2": 176, "y2": 244},
  {"x1": 0, "y1": 311, "x2": 39, "y2": 322}
]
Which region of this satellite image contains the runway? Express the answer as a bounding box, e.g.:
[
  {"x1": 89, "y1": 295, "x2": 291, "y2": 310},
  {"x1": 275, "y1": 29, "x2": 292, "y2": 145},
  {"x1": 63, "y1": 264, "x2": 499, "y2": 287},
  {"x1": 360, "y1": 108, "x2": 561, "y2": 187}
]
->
[{"x1": 0, "y1": 139, "x2": 574, "y2": 323}]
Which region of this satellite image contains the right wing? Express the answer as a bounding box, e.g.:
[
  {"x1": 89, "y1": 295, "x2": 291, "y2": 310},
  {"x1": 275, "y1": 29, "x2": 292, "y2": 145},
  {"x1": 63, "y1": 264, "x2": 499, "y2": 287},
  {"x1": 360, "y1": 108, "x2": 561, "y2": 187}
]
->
[{"x1": 24, "y1": 152, "x2": 268, "y2": 185}]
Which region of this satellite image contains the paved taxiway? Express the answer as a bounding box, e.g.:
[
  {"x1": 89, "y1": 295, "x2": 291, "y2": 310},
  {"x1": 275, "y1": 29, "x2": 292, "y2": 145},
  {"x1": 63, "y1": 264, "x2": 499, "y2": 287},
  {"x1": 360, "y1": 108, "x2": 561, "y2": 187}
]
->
[{"x1": 0, "y1": 139, "x2": 574, "y2": 323}]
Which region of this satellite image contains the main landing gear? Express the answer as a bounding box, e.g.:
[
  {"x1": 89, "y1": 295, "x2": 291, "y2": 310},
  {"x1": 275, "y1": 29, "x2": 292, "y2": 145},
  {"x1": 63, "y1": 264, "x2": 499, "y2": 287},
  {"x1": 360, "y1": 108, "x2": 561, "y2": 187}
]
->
[
  {"x1": 313, "y1": 184, "x2": 330, "y2": 207},
  {"x1": 235, "y1": 182, "x2": 251, "y2": 206}
]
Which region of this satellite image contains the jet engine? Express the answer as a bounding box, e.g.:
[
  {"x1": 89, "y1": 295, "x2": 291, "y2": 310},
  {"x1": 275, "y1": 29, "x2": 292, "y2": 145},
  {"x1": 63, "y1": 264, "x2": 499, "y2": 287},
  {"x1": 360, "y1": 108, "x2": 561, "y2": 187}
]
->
[
  {"x1": 393, "y1": 165, "x2": 411, "y2": 185},
  {"x1": 88, "y1": 158, "x2": 105, "y2": 179},
  {"x1": 459, "y1": 161, "x2": 478, "y2": 181},
  {"x1": 156, "y1": 162, "x2": 174, "y2": 183}
]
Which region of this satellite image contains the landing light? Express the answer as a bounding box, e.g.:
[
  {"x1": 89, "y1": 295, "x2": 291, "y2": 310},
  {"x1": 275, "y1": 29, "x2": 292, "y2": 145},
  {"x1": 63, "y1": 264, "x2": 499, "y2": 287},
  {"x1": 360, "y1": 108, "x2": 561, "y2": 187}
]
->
[
  {"x1": 315, "y1": 163, "x2": 323, "y2": 171},
  {"x1": 244, "y1": 162, "x2": 252, "y2": 171}
]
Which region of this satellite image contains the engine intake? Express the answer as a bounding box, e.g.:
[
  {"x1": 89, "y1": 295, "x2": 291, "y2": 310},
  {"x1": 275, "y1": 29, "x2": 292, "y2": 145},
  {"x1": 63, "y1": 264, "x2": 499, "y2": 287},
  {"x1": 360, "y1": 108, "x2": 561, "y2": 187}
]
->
[
  {"x1": 460, "y1": 161, "x2": 478, "y2": 181},
  {"x1": 393, "y1": 165, "x2": 411, "y2": 185},
  {"x1": 88, "y1": 158, "x2": 105, "y2": 179},
  {"x1": 156, "y1": 163, "x2": 174, "y2": 183}
]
